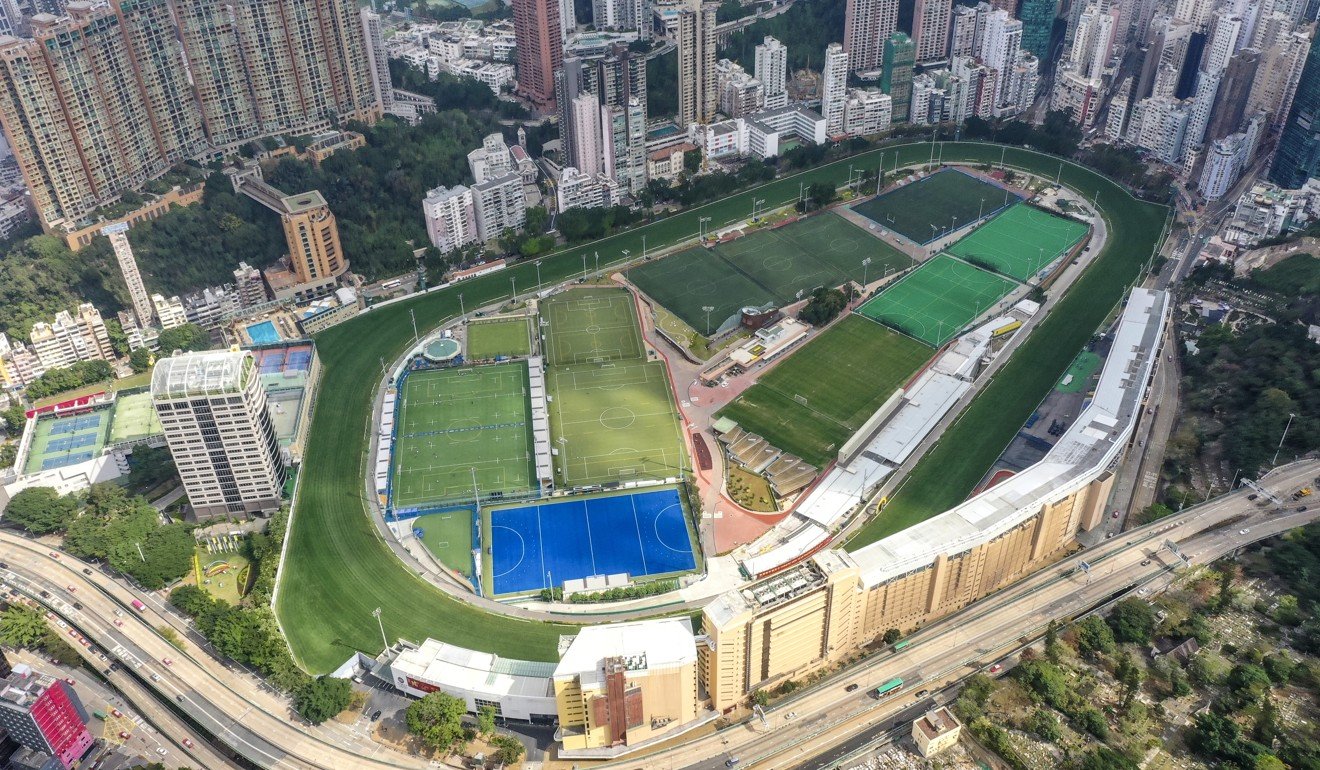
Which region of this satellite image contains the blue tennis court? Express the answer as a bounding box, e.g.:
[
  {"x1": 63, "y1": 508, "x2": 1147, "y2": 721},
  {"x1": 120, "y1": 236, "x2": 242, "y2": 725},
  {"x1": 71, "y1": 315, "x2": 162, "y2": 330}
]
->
[
  {"x1": 46, "y1": 433, "x2": 99, "y2": 452},
  {"x1": 42, "y1": 451, "x2": 93, "y2": 470},
  {"x1": 489, "y1": 488, "x2": 696, "y2": 595},
  {"x1": 50, "y1": 414, "x2": 101, "y2": 435}
]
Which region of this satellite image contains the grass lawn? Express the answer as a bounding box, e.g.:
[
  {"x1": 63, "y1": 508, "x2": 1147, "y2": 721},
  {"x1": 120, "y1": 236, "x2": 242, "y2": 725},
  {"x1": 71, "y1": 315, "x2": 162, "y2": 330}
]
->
[
  {"x1": 846, "y1": 157, "x2": 1168, "y2": 549},
  {"x1": 628, "y1": 247, "x2": 777, "y2": 336},
  {"x1": 946, "y1": 204, "x2": 1090, "y2": 282},
  {"x1": 33, "y1": 371, "x2": 153, "y2": 409},
  {"x1": 195, "y1": 548, "x2": 251, "y2": 605},
  {"x1": 717, "y1": 315, "x2": 932, "y2": 466},
  {"x1": 465, "y1": 318, "x2": 532, "y2": 360},
  {"x1": 852, "y1": 167, "x2": 1017, "y2": 244},
  {"x1": 542, "y1": 287, "x2": 645, "y2": 365},
  {"x1": 856, "y1": 254, "x2": 1020, "y2": 346},
  {"x1": 727, "y1": 464, "x2": 777, "y2": 512},
  {"x1": 411, "y1": 510, "x2": 475, "y2": 577},
  {"x1": 277, "y1": 142, "x2": 1166, "y2": 672}
]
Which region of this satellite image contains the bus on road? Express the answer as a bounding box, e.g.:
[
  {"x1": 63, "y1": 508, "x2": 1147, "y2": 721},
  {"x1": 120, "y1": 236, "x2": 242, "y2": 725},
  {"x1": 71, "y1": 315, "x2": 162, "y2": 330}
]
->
[{"x1": 873, "y1": 677, "x2": 904, "y2": 699}]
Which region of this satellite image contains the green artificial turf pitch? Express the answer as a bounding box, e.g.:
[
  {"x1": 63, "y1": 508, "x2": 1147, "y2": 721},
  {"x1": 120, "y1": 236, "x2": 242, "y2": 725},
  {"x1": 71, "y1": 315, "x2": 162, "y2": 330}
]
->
[
  {"x1": 391, "y1": 362, "x2": 534, "y2": 510},
  {"x1": 851, "y1": 168, "x2": 1017, "y2": 245},
  {"x1": 465, "y1": 318, "x2": 532, "y2": 360},
  {"x1": 946, "y1": 204, "x2": 1090, "y2": 282},
  {"x1": 412, "y1": 510, "x2": 475, "y2": 577},
  {"x1": 716, "y1": 315, "x2": 933, "y2": 466},
  {"x1": 275, "y1": 143, "x2": 1167, "y2": 672},
  {"x1": 856, "y1": 254, "x2": 1020, "y2": 347},
  {"x1": 547, "y1": 360, "x2": 687, "y2": 487},
  {"x1": 542, "y1": 287, "x2": 645, "y2": 366},
  {"x1": 628, "y1": 213, "x2": 912, "y2": 334}
]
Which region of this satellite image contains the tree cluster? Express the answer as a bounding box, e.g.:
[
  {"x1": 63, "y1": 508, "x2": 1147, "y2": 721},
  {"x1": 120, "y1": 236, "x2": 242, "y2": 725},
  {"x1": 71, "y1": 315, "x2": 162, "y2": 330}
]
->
[
  {"x1": 22, "y1": 360, "x2": 114, "y2": 401},
  {"x1": 0, "y1": 604, "x2": 80, "y2": 665},
  {"x1": 798, "y1": 285, "x2": 854, "y2": 326}
]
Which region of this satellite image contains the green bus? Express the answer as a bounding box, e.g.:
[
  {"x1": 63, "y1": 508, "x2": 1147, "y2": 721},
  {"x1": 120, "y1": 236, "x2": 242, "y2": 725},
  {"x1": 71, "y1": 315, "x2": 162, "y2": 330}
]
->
[
  {"x1": 873, "y1": 677, "x2": 904, "y2": 698},
  {"x1": 893, "y1": 640, "x2": 911, "y2": 651}
]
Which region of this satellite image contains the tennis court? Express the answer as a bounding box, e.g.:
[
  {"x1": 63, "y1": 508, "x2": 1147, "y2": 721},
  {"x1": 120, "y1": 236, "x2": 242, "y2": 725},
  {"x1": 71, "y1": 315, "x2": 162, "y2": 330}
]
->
[
  {"x1": 411, "y1": 509, "x2": 475, "y2": 577},
  {"x1": 24, "y1": 409, "x2": 111, "y2": 473},
  {"x1": 542, "y1": 288, "x2": 644, "y2": 365},
  {"x1": 628, "y1": 213, "x2": 911, "y2": 334},
  {"x1": 717, "y1": 315, "x2": 932, "y2": 465},
  {"x1": 391, "y1": 362, "x2": 535, "y2": 510},
  {"x1": 946, "y1": 204, "x2": 1090, "y2": 281},
  {"x1": 851, "y1": 168, "x2": 1017, "y2": 245},
  {"x1": 857, "y1": 254, "x2": 1020, "y2": 347},
  {"x1": 466, "y1": 317, "x2": 533, "y2": 359},
  {"x1": 547, "y1": 361, "x2": 687, "y2": 487},
  {"x1": 488, "y1": 488, "x2": 695, "y2": 595}
]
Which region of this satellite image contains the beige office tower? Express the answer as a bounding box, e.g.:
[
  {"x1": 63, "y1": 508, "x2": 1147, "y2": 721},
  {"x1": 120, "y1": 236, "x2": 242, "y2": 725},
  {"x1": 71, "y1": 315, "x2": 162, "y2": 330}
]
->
[
  {"x1": 151, "y1": 350, "x2": 286, "y2": 521},
  {"x1": 677, "y1": 0, "x2": 718, "y2": 126},
  {"x1": 844, "y1": 0, "x2": 899, "y2": 71},
  {"x1": 113, "y1": 0, "x2": 208, "y2": 160},
  {"x1": 279, "y1": 191, "x2": 347, "y2": 287}
]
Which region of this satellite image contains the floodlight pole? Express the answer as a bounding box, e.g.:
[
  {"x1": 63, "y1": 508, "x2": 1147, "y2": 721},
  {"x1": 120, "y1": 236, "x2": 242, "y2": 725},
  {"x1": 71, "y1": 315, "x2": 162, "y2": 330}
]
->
[
  {"x1": 372, "y1": 608, "x2": 388, "y2": 653},
  {"x1": 470, "y1": 466, "x2": 480, "y2": 509},
  {"x1": 557, "y1": 437, "x2": 568, "y2": 485},
  {"x1": 582, "y1": 252, "x2": 588, "y2": 280},
  {"x1": 594, "y1": 251, "x2": 600, "y2": 276},
  {"x1": 642, "y1": 234, "x2": 647, "y2": 259},
  {"x1": 535, "y1": 261, "x2": 542, "y2": 293},
  {"x1": 409, "y1": 308, "x2": 418, "y2": 342},
  {"x1": 1272, "y1": 413, "x2": 1296, "y2": 465},
  {"x1": 703, "y1": 305, "x2": 715, "y2": 335},
  {"x1": 979, "y1": 198, "x2": 985, "y2": 220},
  {"x1": 458, "y1": 293, "x2": 465, "y2": 319},
  {"x1": 511, "y1": 276, "x2": 517, "y2": 302}
]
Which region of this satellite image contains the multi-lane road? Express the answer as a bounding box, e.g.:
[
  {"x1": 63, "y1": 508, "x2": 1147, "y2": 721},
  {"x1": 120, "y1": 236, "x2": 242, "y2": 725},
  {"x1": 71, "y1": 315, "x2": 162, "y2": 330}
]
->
[{"x1": 2, "y1": 460, "x2": 1314, "y2": 770}]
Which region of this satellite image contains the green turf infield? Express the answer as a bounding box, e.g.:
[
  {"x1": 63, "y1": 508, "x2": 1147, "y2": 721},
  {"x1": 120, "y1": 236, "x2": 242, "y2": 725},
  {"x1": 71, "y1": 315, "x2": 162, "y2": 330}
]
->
[
  {"x1": 412, "y1": 510, "x2": 475, "y2": 577},
  {"x1": 717, "y1": 315, "x2": 933, "y2": 466},
  {"x1": 856, "y1": 254, "x2": 1020, "y2": 346},
  {"x1": 542, "y1": 287, "x2": 645, "y2": 365},
  {"x1": 391, "y1": 363, "x2": 534, "y2": 510},
  {"x1": 547, "y1": 360, "x2": 687, "y2": 486},
  {"x1": 276, "y1": 143, "x2": 1167, "y2": 673},
  {"x1": 629, "y1": 213, "x2": 912, "y2": 333},
  {"x1": 465, "y1": 318, "x2": 532, "y2": 359},
  {"x1": 946, "y1": 204, "x2": 1090, "y2": 281},
  {"x1": 851, "y1": 168, "x2": 1017, "y2": 245}
]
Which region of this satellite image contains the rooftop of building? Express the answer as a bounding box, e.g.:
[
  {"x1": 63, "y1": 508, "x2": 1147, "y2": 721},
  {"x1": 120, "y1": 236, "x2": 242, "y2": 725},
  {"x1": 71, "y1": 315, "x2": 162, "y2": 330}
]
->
[
  {"x1": 705, "y1": 560, "x2": 828, "y2": 628},
  {"x1": 151, "y1": 349, "x2": 251, "y2": 400},
  {"x1": 0, "y1": 665, "x2": 57, "y2": 710},
  {"x1": 554, "y1": 618, "x2": 696, "y2": 685},
  {"x1": 391, "y1": 639, "x2": 555, "y2": 700},
  {"x1": 472, "y1": 171, "x2": 521, "y2": 191},
  {"x1": 914, "y1": 707, "x2": 960, "y2": 739},
  {"x1": 280, "y1": 190, "x2": 329, "y2": 214}
]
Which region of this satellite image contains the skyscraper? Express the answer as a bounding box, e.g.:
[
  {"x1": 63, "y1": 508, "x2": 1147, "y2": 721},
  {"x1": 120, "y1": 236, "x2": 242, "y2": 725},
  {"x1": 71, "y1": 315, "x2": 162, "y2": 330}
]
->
[
  {"x1": 844, "y1": 0, "x2": 899, "y2": 71},
  {"x1": 1268, "y1": 31, "x2": 1320, "y2": 187},
  {"x1": 513, "y1": 0, "x2": 564, "y2": 109},
  {"x1": 913, "y1": 0, "x2": 953, "y2": 63},
  {"x1": 0, "y1": 663, "x2": 93, "y2": 770},
  {"x1": 1248, "y1": 29, "x2": 1310, "y2": 127},
  {"x1": 102, "y1": 223, "x2": 153, "y2": 328},
  {"x1": 881, "y1": 32, "x2": 915, "y2": 121},
  {"x1": 1018, "y1": 0, "x2": 1057, "y2": 60},
  {"x1": 756, "y1": 36, "x2": 789, "y2": 109},
  {"x1": 152, "y1": 349, "x2": 287, "y2": 521},
  {"x1": 822, "y1": 43, "x2": 849, "y2": 135},
  {"x1": 677, "y1": 0, "x2": 718, "y2": 125},
  {"x1": 982, "y1": 9, "x2": 1023, "y2": 106},
  {"x1": 361, "y1": 8, "x2": 395, "y2": 111},
  {"x1": 1206, "y1": 48, "x2": 1260, "y2": 140},
  {"x1": 570, "y1": 92, "x2": 605, "y2": 176}
]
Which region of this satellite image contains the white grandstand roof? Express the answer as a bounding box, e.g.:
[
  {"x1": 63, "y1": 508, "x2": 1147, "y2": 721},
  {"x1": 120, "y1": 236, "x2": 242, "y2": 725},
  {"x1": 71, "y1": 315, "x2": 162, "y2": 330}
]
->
[
  {"x1": 391, "y1": 638, "x2": 555, "y2": 699},
  {"x1": 850, "y1": 288, "x2": 1168, "y2": 588},
  {"x1": 868, "y1": 370, "x2": 970, "y2": 466},
  {"x1": 151, "y1": 349, "x2": 251, "y2": 399}
]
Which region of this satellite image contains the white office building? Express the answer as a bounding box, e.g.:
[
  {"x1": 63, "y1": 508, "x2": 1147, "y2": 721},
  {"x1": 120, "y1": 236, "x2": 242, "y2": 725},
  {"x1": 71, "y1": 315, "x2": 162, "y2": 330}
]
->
[
  {"x1": 151, "y1": 350, "x2": 286, "y2": 521},
  {"x1": 822, "y1": 43, "x2": 850, "y2": 136}
]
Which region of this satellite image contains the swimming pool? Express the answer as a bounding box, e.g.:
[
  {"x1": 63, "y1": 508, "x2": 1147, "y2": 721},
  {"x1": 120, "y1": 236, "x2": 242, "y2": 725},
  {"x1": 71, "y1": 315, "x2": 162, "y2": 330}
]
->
[{"x1": 246, "y1": 320, "x2": 280, "y2": 345}]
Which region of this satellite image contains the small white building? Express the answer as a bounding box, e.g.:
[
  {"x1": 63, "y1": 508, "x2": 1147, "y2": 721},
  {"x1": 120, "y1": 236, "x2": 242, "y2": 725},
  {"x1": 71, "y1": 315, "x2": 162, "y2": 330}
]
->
[{"x1": 387, "y1": 639, "x2": 557, "y2": 722}]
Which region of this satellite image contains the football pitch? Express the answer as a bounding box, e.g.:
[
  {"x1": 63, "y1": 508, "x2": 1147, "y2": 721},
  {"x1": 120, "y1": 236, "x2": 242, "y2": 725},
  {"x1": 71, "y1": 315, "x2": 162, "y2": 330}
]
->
[
  {"x1": 548, "y1": 360, "x2": 686, "y2": 487},
  {"x1": 857, "y1": 254, "x2": 1020, "y2": 347},
  {"x1": 717, "y1": 315, "x2": 933, "y2": 466},
  {"x1": 851, "y1": 168, "x2": 1018, "y2": 245},
  {"x1": 629, "y1": 213, "x2": 912, "y2": 334},
  {"x1": 542, "y1": 288, "x2": 645, "y2": 365},
  {"x1": 946, "y1": 204, "x2": 1090, "y2": 282},
  {"x1": 466, "y1": 318, "x2": 532, "y2": 359},
  {"x1": 391, "y1": 363, "x2": 535, "y2": 510}
]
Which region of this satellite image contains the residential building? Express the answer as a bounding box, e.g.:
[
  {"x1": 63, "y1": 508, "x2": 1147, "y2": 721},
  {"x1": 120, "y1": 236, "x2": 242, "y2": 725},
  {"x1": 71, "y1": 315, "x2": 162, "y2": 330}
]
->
[
  {"x1": 472, "y1": 172, "x2": 527, "y2": 242},
  {"x1": 557, "y1": 166, "x2": 620, "y2": 211},
  {"x1": 677, "y1": 0, "x2": 718, "y2": 125},
  {"x1": 151, "y1": 294, "x2": 187, "y2": 331},
  {"x1": 423, "y1": 186, "x2": 480, "y2": 252},
  {"x1": 513, "y1": 0, "x2": 564, "y2": 109},
  {"x1": 554, "y1": 619, "x2": 701, "y2": 756},
  {"x1": 0, "y1": 333, "x2": 42, "y2": 388},
  {"x1": 102, "y1": 223, "x2": 152, "y2": 328},
  {"x1": 1018, "y1": 0, "x2": 1056, "y2": 60},
  {"x1": 1206, "y1": 49, "x2": 1261, "y2": 141},
  {"x1": 912, "y1": 708, "x2": 962, "y2": 758},
  {"x1": 604, "y1": 98, "x2": 648, "y2": 195},
  {"x1": 822, "y1": 43, "x2": 850, "y2": 135},
  {"x1": 755, "y1": 36, "x2": 789, "y2": 109},
  {"x1": 278, "y1": 192, "x2": 347, "y2": 291},
  {"x1": 1269, "y1": 30, "x2": 1320, "y2": 188},
  {"x1": 151, "y1": 350, "x2": 286, "y2": 520},
  {"x1": 844, "y1": 0, "x2": 899, "y2": 71},
  {"x1": 469, "y1": 133, "x2": 515, "y2": 183},
  {"x1": 843, "y1": 89, "x2": 893, "y2": 135},
  {"x1": 570, "y1": 92, "x2": 607, "y2": 176},
  {"x1": 0, "y1": 661, "x2": 93, "y2": 769},
  {"x1": 1247, "y1": 29, "x2": 1310, "y2": 128},
  {"x1": 1200, "y1": 133, "x2": 1250, "y2": 200},
  {"x1": 717, "y1": 59, "x2": 763, "y2": 118},
  {"x1": 949, "y1": 2, "x2": 989, "y2": 59},
  {"x1": 28, "y1": 304, "x2": 113, "y2": 371},
  {"x1": 361, "y1": 9, "x2": 394, "y2": 111},
  {"x1": 233, "y1": 262, "x2": 269, "y2": 310},
  {"x1": 913, "y1": 0, "x2": 953, "y2": 63},
  {"x1": 881, "y1": 33, "x2": 915, "y2": 122},
  {"x1": 982, "y1": 10, "x2": 1024, "y2": 109},
  {"x1": 593, "y1": 0, "x2": 644, "y2": 33}
]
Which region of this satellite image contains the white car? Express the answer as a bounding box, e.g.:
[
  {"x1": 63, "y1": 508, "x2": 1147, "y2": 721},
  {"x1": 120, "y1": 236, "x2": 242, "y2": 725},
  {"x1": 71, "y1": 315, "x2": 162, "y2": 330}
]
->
[{"x1": 1239, "y1": 528, "x2": 1250, "y2": 535}]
